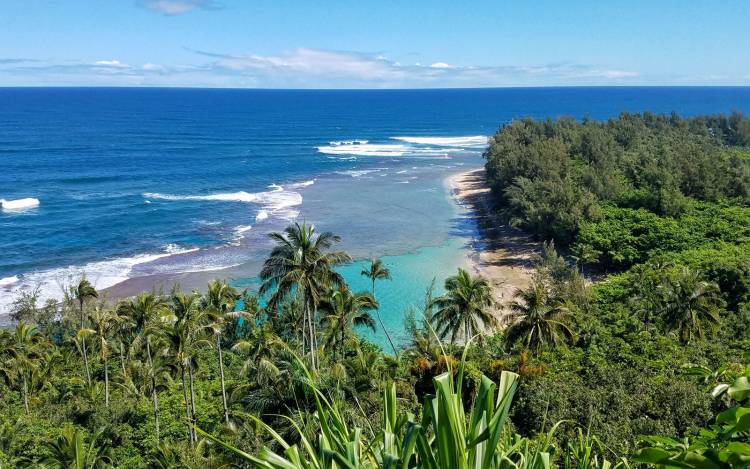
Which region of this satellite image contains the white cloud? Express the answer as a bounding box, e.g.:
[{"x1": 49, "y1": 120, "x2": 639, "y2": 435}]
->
[
  {"x1": 0, "y1": 48, "x2": 647, "y2": 88},
  {"x1": 198, "y1": 48, "x2": 642, "y2": 87},
  {"x1": 95, "y1": 60, "x2": 128, "y2": 68},
  {"x1": 599, "y1": 70, "x2": 640, "y2": 79},
  {"x1": 142, "y1": 62, "x2": 166, "y2": 71},
  {"x1": 138, "y1": 0, "x2": 221, "y2": 15},
  {"x1": 210, "y1": 48, "x2": 403, "y2": 81}
]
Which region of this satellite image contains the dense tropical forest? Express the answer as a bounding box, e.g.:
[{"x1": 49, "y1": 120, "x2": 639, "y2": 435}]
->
[{"x1": 1, "y1": 112, "x2": 750, "y2": 468}]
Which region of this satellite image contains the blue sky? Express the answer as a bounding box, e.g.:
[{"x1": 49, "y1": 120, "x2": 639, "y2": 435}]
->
[{"x1": 1, "y1": 0, "x2": 748, "y2": 88}]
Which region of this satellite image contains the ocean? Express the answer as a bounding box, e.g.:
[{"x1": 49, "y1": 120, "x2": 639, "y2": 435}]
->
[{"x1": 2, "y1": 87, "x2": 750, "y2": 345}]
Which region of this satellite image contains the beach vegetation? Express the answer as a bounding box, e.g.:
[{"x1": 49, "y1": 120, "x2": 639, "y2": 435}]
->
[{"x1": 1, "y1": 112, "x2": 749, "y2": 466}]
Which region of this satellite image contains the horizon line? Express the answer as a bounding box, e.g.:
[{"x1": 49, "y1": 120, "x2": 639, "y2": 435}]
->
[{"x1": 2, "y1": 84, "x2": 750, "y2": 91}]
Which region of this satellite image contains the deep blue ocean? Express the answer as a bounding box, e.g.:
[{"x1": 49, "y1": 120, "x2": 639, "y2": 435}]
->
[{"x1": 2, "y1": 87, "x2": 750, "y2": 342}]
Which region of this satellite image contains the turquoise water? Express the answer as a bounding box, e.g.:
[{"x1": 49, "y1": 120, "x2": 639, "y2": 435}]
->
[
  {"x1": 336, "y1": 237, "x2": 471, "y2": 347},
  {"x1": 227, "y1": 168, "x2": 476, "y2": 349}
]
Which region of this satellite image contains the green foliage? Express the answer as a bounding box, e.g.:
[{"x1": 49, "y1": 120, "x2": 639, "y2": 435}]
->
[
  {"x1": 199, "y1": 345, "x2": 534, "y2": 469},
  {"x1": 430, "y1": 268, "x2": 497, "y2": 344},
  {"x1": 573, "y1": 203, "x2": 750, "y2": 270},
  {"x1": 633, "y1": 358, "x2": 750, "y2": 469},
  {"x1": 485, "y1": 113, "x2": 750, "y2": 245},
  {"x1": 5, "y1": 108, "x2": 750, "y2": 469},
  {"x1": 38, "y1": 424, "x2": 114, "y2": 468},
  {"x1": 503, "y1": 281, "x2": 575, "y2": 354}
]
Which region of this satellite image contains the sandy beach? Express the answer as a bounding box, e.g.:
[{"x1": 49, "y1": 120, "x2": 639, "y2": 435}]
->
[{"x1": 448, "y1": 168, "x2": 538, "y2": 312}]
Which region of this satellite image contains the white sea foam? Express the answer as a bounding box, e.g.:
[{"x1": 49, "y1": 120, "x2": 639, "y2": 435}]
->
[
  {"x1": 391, "y1": 136, "x2": 489, "y2": 147},
  {"x1": 0, "y1": 245, "x2": 198, "y2": 315},
  {"x1": 144, "y1": 183, "x2": 303, "y2": 221},
  {"x1": 335, "y1": 168, "x2": 388, "y2": 178},
  {"x1": 318, "y1": 142, "x2": 451, "y2": 157},
  {"x1": 329, "y1": 140, "x2": 369, "y2": 146},
  {"x1": 0, "y1": 276, "x2": 19, "y2": 287},
  {"x1": 165, "y1": 243, "x2": 196, "y2": 255},
  {"x1": 288, "y1": 180, "x2": 315, "y2": 189},
  {"x1": 231, "y1": 225, "x2": 253, "y2": 245},
  {"x1": 319, "y1": 143, "x2": 410, "y2": 157},
  {"x1": 256, "y1": 210, "x2": 269, "y2": 221},
  {"x1": 0, "y1": 197, "x2": 40, "y2": 211},
  {"x1": 197, "y1": 220, "x2": 221, "y2": 226},
  {"x1": 180, "y1": 262, "x2": 242, "y2": 273}
]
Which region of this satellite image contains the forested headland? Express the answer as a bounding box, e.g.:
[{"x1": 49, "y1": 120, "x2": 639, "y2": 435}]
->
[{"x1": 1, "y1": 112, "x2": 749, "y2": 468}]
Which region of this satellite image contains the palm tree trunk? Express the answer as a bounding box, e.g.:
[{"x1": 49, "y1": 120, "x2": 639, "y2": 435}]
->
[
  {"x1": 152, "y1": 386, "x2": 160, "y2": 442},
  {"x1": 311, "y1": 305, "x2": 319, "y2": 363},
  {"x1": 340, "y1": 320, "x2": 345, "y2": 361},
  {"x1": 82, "y1": 339, "x2": 91, "y2": 386},
  {"x1": 304, "y1": 297, "x2": 316, "y2": 370},
  {"x1": 143, "y1": 336, "x2": 161, "y2": 441},
  {"x1": 80, "y1": 303, "x2": 91, "y2": 386},
  {"x1": 217, "y1": 334, "x2": 229, "y2": 424},
  {"x1": 119, "y1": 341, "x2": 127, "y2": 378},
  {"x1": 104, "y1": 357, "x2": 109, "y2": 408},
  {"x1": 301, "y1": 300, "x2": 308, "y2": 356},
  {"x1": 373, "y1": 282, "x2": 398, "y2": 355},
  {"x1": 145, "y1": 337, "x2": 161, "y2": 434},
  {"x1": 188, "y1": 362, "x2": 198, "y2": 442},
  {"x1": 22, "y1": 375, "x2": 29, "y2": 415},
  {"x1": 146, "y1": 337, "x2": 152, "y2": 364},
  {"x1": 180, "y1": 365, "x2": 193, "y2": 445}
]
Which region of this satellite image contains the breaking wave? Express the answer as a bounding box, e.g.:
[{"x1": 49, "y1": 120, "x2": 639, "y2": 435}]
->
[
  {"x1": 335, "y1": 168, "x2": 388, "y2": 178},
  {"x1": 391, "y1": 136, "x2": 488, "y2": 147},
  {"x1": 318, "y1": 143, "x2": 451, "y2": 157},
  {"x1": 0, "y1": 276, "x2": 19, "y2": 287},
  {"x1": 0, "y1": 245, "x2": 198, "y2": 315},
  {"x1": 144, "y1": 183, "x2": 303, "y2": 221},
  {"x1": 1, "y1": 197, "x2": 40, "y2": 211}
]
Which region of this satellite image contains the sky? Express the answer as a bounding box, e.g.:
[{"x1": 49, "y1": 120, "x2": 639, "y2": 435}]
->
[{"x1": 1, "y1": 0, "x2": 749, "y2": 88}]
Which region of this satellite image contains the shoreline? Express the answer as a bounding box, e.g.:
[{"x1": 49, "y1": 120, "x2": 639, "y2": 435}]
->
[
  {"x1": 1, "y1": 166, "x2": 503, "y2": 326},
  {"x1": 447, "y1": 168, "x2": 538, "y2": 312}
]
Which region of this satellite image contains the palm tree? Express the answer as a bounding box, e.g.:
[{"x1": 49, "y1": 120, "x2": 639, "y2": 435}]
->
[
  {"x1": 431, "y1": 268, "x2": 497, "y2": 344},
  {"x1": 504, "y1": 281, "x2": 575, "y2": 354},
  {"x1": 361, "y1": 258, "x2": 397, "y2": 354},
  {"x1": 259, "y1": 222, "x2": 351, "y2": 370},
  {"x1": 127, "y1": 342, "x2": 173, "y2": 443},
  {"x1": 88, "y1": 306, "x2": 124, "y2": 408},
  {"x1": 0, "y1": 322, "x2": 47, "y2": 414},
  {"x1": 659, "y1": 268, "x2": 722, "y2": 344},
  {"x1": 117, "y1": 291, "x2": 169, "y2": 334},
  {"x1": 71, "y1": 277, "x2": 98, "y2": 386},
  {"x1": 165, "y1": 290, "x2": 211, "y2": 445},
  {"x1": 117, "y1": 292, "x2": 169, "y2": 374},
  {"x1": 39, "y1": 424, "x2": 113, "y2": 468},
  {"x1": 320, "y1": 286, "x2": 377, "y2": 360},
  {"x1": 202, "y1": 279, "x2": 240, "y2": 425},
  {"x1": 117, "y1": 292, "x2": 170, "y2": 440},
  {"x1": 198, "y1": 347, "x2": 522, "y2": 469},
  {"x1": 112, "y1": 317, "x2": 133, "y2": 379},
  {"x1": 232, "y1": 323, "x2": 288, "y2": 387}
]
